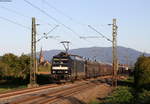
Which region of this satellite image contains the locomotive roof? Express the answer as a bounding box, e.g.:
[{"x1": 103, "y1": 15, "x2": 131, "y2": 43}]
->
[
  {"x1": 53, "y1": 52, "x2": 112, "y2": 65},
  {"x1": 53, "y1": 52, "x2": 85, "y2": 61},
  {"x1": 53, "y1": 52, "x2": 69, "y2": 58}
]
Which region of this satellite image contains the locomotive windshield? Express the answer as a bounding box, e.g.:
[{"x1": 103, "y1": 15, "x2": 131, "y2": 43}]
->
[
  {"x1": 52, "y1": 58, "x2": 69, "y2": 67},
  {"x1": 51, "y1": 52, "x2": 71, "y2": 75}
]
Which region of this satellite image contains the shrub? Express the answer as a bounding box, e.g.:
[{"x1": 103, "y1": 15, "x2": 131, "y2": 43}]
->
[{"x1": 104, "y1": 87, "x2": 133, "y2": 104}]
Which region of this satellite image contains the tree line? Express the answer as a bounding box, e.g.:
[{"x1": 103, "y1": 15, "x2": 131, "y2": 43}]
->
[{"x1": 0, "y1": 53, "x2": 30, "y2": 79}]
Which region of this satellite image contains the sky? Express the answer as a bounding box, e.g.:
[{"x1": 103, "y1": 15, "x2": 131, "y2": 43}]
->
[{"x1": 0, "y1": 0, "x2": 150, "y2": 55}]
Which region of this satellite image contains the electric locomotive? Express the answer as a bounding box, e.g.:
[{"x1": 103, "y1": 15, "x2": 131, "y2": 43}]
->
[{"x1": 51, "y1": 52, "x2": 85, "y2": 82}]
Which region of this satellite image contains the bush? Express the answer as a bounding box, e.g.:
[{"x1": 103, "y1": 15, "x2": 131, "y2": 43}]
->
[{"x1": 103, "y1": 87, "x2": 133, "y2": 104}]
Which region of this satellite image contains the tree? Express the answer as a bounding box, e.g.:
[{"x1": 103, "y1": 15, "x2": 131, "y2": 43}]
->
[
  {"x1": 0, "y1": 61, "x2": 11, "y2": 77},
  {"x1": 0, "y1": 53, "x2": 30, "y2": 79},
  {"x1": 134, "y1": 55, "x2": 150, "y2": 103},
  {"x1": 1, "y1": 53, "x2": 20, "y2": 77},
  {"x1": 18, "y1": 54, "x2": 30, "y2": 79},
  {"x1": 134, "y1": 56, "x2": 150, "y2": 90}
]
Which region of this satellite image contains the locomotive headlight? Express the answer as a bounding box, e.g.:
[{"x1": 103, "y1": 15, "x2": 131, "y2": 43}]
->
[{"x1": 53, "y1": 71, "x2": 56, "y2": 73}]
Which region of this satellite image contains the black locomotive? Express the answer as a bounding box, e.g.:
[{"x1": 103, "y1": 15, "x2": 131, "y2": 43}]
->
[{"x1": 51, "y1": 52, "x2": 113, "y2": 82}]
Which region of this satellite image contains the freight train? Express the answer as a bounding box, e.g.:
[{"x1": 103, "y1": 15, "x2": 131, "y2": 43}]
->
[{"x1": 51, "y1": 52, "x2": 113, "y2": 82}]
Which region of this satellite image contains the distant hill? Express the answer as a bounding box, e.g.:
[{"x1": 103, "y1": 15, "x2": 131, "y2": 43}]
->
[{"x1": 37, "y1": 46, "x2": 150, "y2": 65}]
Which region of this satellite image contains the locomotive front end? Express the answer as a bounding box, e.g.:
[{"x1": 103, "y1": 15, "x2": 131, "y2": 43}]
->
[{"x1": 51, "y1": 52, "x2": 71, "y2": 81}]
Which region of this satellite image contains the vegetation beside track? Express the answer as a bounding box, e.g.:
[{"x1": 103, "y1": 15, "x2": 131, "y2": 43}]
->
[
  {"x1": 0, "y1": 74, "x2": 53, "y2": 92},
  {"x1": 0, "y1": 77, "x2": 27, "y2": 93},
  {"x1": 0, "y1": 84, "x2": 26, "y2": 93},
  {"x1": 89, "y1": 77, "x2": 134, "y2": 104},
  {"x1": 90, "y1": 78, "x2": 150, "y2": 104},
  {"x1": 90, "y1": 55, "x2": 150, "y2": 104},
  {"x1": 0, "y1": 53, "x2": 53, "y2": 92}
]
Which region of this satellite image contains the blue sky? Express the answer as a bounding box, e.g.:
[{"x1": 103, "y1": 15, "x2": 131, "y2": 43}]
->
[{"x1": 0, "y1": 0, "x2": 150, "y2": 55}]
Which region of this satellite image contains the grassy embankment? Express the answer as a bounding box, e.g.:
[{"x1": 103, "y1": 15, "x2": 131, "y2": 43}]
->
[{"x1": 0, "y1": 65, "x2": 51, "y2": 93}]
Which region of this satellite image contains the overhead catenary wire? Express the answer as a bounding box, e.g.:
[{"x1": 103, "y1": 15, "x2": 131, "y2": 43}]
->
[
  {"x1": 0, "y1": 6, "x2": 57, "y2": 36},
  {"x1": 23, "y1": 0, "x2": 95, "y2": 44},
  {"x1": 37, "y1": 25, "x2": 60, "y2": 42},
  {"x1": 80, "y1": 36, "x2": 101, "y2": 39},
  {"x1": 44, "y1": 25, "x2": 59, "y2": 36},
  {"x1": 88, "y1": 25, "x2": 112, "y2": 43},
  {"x1": 42, "y1": 0, "x2": 98, "y2": 45},
  {"x1": 42, "y1": 0, "x2": 72, "y2": 21},
  {"x1": 0, "y1": 6, "x2": 53, "y2": 27},
  {"x1": 0, "y1": 3, "x2": 81, "y2": 45},
  {"x1": 42, "y1": 0, "x2": 86, "y2": 26},
  {"x1": 0, "y1": 6, "x2": 63, "y2": 36},
  {"x1": 23, "y1": 0, "x2": 80, "y2": 37},
  {"x1": 0, "y1": 16, "x2": 31, "y2": 30},
  {"x1": 0, "y1": 16, "x2": 42, "y2": 36}
]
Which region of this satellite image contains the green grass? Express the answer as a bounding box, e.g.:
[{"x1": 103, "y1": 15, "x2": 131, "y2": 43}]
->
[{"x1": 0, "y1": 84, "x2": 27, "y2": 93}]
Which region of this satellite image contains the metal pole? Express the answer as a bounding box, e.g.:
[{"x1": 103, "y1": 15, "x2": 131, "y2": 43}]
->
[
  {"x1": 28, "y1": 17, "x2": 38, "y2": 88},
  {"x1": 112, "y1": 18, "x2": 118, "y2": 87},
  {"x1": 82, "y1": 19, "x2": 119, "y2": 87}
]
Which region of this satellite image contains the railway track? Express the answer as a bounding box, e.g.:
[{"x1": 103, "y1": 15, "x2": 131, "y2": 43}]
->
[
  {"x1": 0, "y1": 83, "x2": 69, "y2": 104},
  {"x1": 39, "y1": 83, "x2": 95, "y2": 104},
  {"x1": 0, "y1": 76, "x2": 115, "y2": 104},
  {"x1": 10, "y1": 81, "x2": 98, "y2": 104},
  {"x1": 0, "y1": 84, "x2": 59, "y2": 99},
  {"x1": 0, "y1": 80, "x2": 101, "y2": 104}
]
